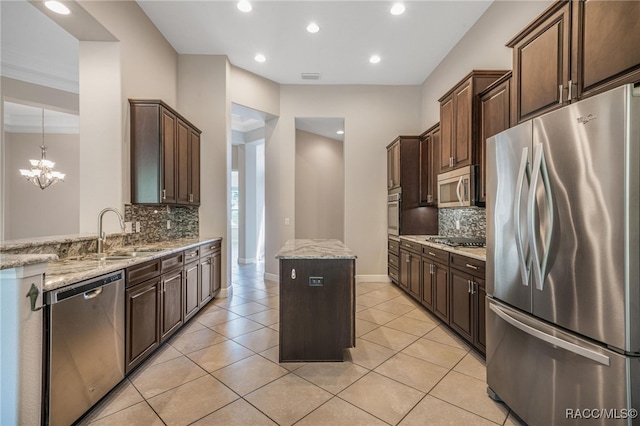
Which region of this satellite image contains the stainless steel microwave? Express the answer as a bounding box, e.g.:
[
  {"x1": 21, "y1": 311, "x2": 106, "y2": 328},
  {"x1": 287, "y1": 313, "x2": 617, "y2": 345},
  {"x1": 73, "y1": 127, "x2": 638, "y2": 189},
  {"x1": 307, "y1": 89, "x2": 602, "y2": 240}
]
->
[{"x1": 437, "y1": 165, "x2": 476, "y2": 208}]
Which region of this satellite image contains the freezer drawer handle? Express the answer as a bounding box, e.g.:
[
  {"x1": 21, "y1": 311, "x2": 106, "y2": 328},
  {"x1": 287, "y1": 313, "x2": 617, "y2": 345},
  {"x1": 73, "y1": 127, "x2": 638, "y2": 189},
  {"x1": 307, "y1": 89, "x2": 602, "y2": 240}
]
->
[{"x1": 489, "y1": 303, "x2": 610, "y2": 366}]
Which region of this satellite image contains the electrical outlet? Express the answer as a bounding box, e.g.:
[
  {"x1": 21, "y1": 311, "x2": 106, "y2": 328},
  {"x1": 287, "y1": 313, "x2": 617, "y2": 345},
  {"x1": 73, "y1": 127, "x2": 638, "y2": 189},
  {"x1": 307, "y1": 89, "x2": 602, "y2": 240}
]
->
[
  {"x1": 135, "y1": 221, "x2": 141, "y2": 233},
  {"x1": 167, "y1": 220, "x2": 171, "y2": 230},
  {"x1": 124, "y1": 222, "x2": 133, "y2": 234},
  {"x1": 455, "y1": 220, "x2": 461, "y2": 230},
  {"x1": 284, "y1": 217, "x2": 290, "y2": 226}
]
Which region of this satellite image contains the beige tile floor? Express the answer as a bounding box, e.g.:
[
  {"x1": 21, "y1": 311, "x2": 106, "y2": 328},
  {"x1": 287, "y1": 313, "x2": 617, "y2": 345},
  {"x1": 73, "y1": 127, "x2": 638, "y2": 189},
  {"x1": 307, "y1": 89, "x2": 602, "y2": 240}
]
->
[{"x1": 80, "y1": 263, "x2": 526, "y2": 426}]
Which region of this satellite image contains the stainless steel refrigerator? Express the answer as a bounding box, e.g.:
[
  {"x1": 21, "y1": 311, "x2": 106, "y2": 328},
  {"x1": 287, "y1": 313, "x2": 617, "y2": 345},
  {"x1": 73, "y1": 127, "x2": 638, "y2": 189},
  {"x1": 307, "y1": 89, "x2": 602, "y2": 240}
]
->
[{"x1": 486, "y1": 84, "x2": 640, "y2": 426}]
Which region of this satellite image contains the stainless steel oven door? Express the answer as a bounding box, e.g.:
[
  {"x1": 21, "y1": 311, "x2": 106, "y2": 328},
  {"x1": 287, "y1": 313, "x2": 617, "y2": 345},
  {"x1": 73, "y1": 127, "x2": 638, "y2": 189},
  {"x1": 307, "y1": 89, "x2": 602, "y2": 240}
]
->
[
  {"x1": 438, "y1": 166, "x2": 474, "y2": 208},
  {"x1": 387, "y1": 193, "x2": 400, "y2": 236}
]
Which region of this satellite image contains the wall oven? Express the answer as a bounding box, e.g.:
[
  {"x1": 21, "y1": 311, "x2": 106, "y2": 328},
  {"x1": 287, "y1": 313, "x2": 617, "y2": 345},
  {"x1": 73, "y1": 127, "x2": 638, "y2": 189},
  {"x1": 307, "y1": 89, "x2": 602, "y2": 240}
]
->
[
  {"x1": 437, "y1": 165, "x2": 476, "y2": 208},
  {"x1": 387, "y1": 191, "x2": 401, "y2": 236}
]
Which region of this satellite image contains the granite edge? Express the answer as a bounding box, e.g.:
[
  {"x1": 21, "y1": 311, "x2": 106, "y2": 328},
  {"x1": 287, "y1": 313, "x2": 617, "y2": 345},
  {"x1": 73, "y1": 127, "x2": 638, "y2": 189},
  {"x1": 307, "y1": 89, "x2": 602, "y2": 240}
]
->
[{"x1": 399, "y1": 235, "x2": 486, "y2": 262}]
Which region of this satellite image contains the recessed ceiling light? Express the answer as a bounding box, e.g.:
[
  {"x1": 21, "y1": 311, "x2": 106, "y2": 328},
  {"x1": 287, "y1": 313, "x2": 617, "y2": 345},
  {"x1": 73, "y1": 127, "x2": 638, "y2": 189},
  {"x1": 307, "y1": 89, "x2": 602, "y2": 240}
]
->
[
  {"x1": 254, "y1": 54, "x2": 266, "y2": 63},
  {"x1": 45, "y1": 1, "x2": 70, "y2": 15},
  {"x1": 369, "y1": 55, "x2": 381, "y2": 64},
  {"x1": 390, "y1": 3, "x2": 406, "y2": 15},
  {"x1": 336, "y1": 130, "x2": 345, "y2": 135},
  {"x1": 306, "y1": 22, "x2": 320, "y2": 34},
  {"x1": 237, "y1": 0, "x2": 252, "y2": 13}
]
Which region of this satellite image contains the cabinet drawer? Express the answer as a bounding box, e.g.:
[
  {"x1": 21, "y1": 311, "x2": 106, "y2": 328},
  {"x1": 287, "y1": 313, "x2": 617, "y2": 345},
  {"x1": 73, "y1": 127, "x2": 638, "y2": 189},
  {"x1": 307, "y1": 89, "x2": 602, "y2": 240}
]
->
[
  {"x1": 161, "y1": 251, "x2": 184, "y2": 273},
  {"x1": 388, "y1": 267, "x2": 399, "y2": 283},
  {"x1": 400, "y1": 240, "x2": 421, "y2": 254},
  {"x1": 184, "y1": 247, "x2": 199, "y2": 264},
  {"x1": 126, "y1": 258, "x2": 161, "y2": 288},
  {"x1": 388, "y1": 239, "x2": 400, "y2": 255},
  {"x1": 200, "y1": 241, "x2": 221, "y2": 258},
  {"x1": 422, "y1": 246, "x2": 449, "y2": 264},
  {"x1": 388, "y1": 253, "x2": 399, "y2": 269},
  {"x1": 450, "y1": 253, "x2": 485, "y2": 276}
]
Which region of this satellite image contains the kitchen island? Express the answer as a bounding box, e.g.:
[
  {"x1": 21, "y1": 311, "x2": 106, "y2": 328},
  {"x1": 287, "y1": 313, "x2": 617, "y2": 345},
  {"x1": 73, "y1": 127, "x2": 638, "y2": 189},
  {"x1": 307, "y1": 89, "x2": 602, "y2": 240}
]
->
[{"x1": 276, "y1": 239, "x2": 356, "y2": 362}]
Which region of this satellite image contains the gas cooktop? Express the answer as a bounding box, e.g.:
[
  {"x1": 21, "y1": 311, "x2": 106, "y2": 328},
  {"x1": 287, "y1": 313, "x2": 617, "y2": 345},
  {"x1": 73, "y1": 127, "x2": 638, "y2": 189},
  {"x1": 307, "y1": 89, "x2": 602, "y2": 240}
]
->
[{"x1": 425, "y1": 236, "x2": 486, "y2": 248}]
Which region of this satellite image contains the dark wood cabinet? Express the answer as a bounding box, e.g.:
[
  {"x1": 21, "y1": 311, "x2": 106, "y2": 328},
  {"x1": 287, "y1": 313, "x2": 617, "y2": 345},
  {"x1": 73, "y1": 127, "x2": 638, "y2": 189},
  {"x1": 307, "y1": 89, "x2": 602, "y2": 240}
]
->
[
  {"x1": 130, "y1": 99, "x2": 201, "y2": 205},
  {"x1": 160, "y1": 268, "x2": 183, "y2": 342},
  {"x1": 387, "y1": 141, "x2": 401, "y2": 191},
  {"x1": 432, "y1": 261, "x2": 450, "y2": 324},
  {"x1": 438, "y1": 71, "x2": 507, "y2": 174},
  {"x1": 449, "y1": 254, "x2": 486, "y2": 355},
  {"x1": 183, "y1": 256, "x2": 200, "y2": 322},
  {"x1": 388, "y1": 238, "x2": 400, "y2": 284},
  {"x1": 200, "y1": 240, "x2": 222, "y2": 304},
  {"x1": 400, "y1": 247, "x2": 421, "y2": 300},
  {"x1": 420, "y1": 258, "x2": 434, "y2": 312},
  {"x1": 478, "y1": 73, "x2": 512, "y2": 205},
  {"x1": 125, "y1": 276, "x2": 161, "y2": 374},
  {"x1": 279, "y1": 258, "x2": 355, "y2": 362},
  {"x1": 508, "y1": 0, "x2": 640, "y2": 124},
  {"x1": 386, "y1": 136, "x2": 421, "y2": 209},
  {"x1": 419, "y1": 124, "x2": 440, "y2": 206}
]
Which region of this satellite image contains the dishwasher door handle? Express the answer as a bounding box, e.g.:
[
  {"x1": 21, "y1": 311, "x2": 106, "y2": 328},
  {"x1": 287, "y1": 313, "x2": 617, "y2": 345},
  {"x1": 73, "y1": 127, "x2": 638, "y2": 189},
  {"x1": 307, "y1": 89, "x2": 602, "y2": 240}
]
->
[{"x1": 83, "y1": 288, "x2": 103, "y2": 300}]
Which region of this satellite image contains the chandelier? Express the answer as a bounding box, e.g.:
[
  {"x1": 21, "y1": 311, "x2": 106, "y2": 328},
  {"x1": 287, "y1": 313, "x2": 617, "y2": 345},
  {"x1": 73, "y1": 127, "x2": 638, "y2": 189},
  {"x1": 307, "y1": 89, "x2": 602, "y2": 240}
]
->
[{"x1": 18, "y1": 109, "x2": 65, "y2": 190}]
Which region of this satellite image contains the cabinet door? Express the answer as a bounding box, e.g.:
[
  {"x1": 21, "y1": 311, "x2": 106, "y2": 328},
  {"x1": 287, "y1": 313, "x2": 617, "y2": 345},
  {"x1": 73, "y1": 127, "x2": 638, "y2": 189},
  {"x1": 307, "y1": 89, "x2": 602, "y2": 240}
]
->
[
  {"x1": 419, "y1": 134, "x2": 431, "y2": 205},
  {"x1": 161, "y1": 270, "x2": 183, "y2": 342},
  {"x1": 189, "y1": 130, "x2": 201, "y2": 204},
  {"x1": 478, "y1": 78, "x2": 511, "y2": 204},
  {"x1": 399, "y1": 250, "x2": 411, "y2": 292},
  {"x1": 474, "y1": 277, "x2": 487, "y2": 354},
  {"x1": 125, "y1": 277, "x2": 160, "y2": 373},
  {"x1": 161, "y1": 108, "x2": 177, "y2": 203},
  {"x1": 433, "y1": 262, "x2": 449, "y2": 324},
  {"x1": 510, "y1": 2, "x2": 571, "y2": 123},
  {"x1": 429, "y1": 127, "x2": 440, "y2": 205},
  {"x1": 452, "y1": 79, "x2": 473, "y2": 168},
  {"x1": 408, "y1": 253, "x2": 421, "y2": 300},
  {"x1": 387, "y1": 142, "x2": 401, "y2": 190},
  {"x1": 449, "y1": 269, "x2": 474, "y2": 343},
  {"x1": 176, "y1": 119, "x2": 190, "y2": 204},
  {"x1": 200, "y1": 255, "x2": 213, "y2": 305},
  {"x1": 574, "y1": 0, "x2": 640, "y2": 99},
  {"x1": 212, "y1": 249, "x2": 221, "y2": 294},
  {"x1": 421, "y1": 259, "x2": 434, "y2": 312},
  {"x1": 439, "y1": 96, "x2": 454, "y2": 173},
  {"x1": 184, "y1": 261, "x2": 199, "y2": 321}
]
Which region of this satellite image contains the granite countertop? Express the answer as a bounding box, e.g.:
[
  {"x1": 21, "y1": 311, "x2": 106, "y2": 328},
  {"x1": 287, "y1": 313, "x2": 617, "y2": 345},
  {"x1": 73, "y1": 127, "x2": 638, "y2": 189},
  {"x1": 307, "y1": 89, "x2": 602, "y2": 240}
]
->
[
  {"x1": 44, "y1": 237, "x2": 222, "y2": 292},
  {"x1": 276, "y1": 239, "x2": 357, "y2": 260},
  {"x1": 400, "y1": 235, "x2": 486, "y2": 262},
  {"x1": 0, "y1": 253, "x2": 59, "y2": 270}
]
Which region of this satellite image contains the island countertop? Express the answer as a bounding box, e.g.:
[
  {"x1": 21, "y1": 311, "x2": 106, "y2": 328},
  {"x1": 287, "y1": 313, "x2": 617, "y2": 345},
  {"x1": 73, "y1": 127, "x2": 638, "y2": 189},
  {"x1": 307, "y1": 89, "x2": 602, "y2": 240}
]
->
[{"x1": 276, "y1": 239, "x2": 357, "y2": 260}]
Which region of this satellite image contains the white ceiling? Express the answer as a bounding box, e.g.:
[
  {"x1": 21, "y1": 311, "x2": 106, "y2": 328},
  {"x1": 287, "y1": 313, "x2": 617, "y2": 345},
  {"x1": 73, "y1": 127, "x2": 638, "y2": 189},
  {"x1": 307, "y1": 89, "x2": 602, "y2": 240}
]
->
[{"x1": 136, "y1": 0, "x2": 493, "y2": 85}]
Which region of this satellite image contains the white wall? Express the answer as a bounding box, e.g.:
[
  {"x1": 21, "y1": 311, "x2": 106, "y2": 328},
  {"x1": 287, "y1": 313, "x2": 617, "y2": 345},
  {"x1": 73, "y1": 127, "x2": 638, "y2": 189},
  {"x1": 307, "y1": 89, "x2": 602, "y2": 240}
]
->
[
  {"x1": 420, "y1": 0, "x2": 552, "y2": 128},
  {"x1": 5, "y1": 132, "x2": 79, "y2": 240},
  {"x1": 295, "y1": 129, "x2": 344, "y2": 241},
  {"x1": 177, "y1": 55, "x2": 232, "y2": 294},
  {"x1": 266, "y1": 85, "x2": 422, "y2": 280}
]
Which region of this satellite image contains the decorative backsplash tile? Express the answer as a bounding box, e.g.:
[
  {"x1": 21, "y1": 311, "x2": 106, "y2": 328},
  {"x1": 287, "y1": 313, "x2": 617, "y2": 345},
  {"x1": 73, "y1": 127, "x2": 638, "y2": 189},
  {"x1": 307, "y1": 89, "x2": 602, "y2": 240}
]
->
[
  {"x1": 438, "y1": 207, "x2": 486, "y2": 238},
  {"x1": 1, "y1": 204, "x2": 199, "y2": 258},
  {"x1": 123, "y1": 204, "x2": 199, "y2": 246}
]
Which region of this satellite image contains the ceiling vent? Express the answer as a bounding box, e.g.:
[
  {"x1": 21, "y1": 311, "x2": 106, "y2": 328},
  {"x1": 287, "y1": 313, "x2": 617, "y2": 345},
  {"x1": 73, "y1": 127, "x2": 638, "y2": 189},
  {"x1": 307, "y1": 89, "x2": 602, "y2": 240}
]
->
[{"x1": 301, "y1": 73, "x2": 320, "y2": 80}]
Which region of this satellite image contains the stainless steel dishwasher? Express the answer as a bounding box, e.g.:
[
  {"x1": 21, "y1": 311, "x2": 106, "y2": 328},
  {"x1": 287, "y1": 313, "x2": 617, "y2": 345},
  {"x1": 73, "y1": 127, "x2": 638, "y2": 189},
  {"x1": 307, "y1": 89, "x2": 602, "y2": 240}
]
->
[{"x1": 46, "y1": 270, "x2": 125, "y2": 426}]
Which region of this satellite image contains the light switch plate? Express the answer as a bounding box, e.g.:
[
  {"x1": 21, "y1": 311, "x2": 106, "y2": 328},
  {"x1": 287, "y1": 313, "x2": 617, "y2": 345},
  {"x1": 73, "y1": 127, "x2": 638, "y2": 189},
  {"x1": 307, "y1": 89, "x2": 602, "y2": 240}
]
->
[
  {"x1": 135, "y1": 222, "x2": 141, "y2": 233},
  {"x1": 124, "y1": 222, "x2": 133, "y2": 234}
]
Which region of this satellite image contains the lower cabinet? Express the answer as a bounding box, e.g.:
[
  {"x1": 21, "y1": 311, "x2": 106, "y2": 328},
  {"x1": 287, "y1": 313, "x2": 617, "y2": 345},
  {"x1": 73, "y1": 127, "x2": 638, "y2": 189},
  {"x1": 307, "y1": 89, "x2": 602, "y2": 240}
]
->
[
  {"x1": 393, "y1": 239, "x2": 486, "y2": 355},
  {"x1": 125, "y1": 240, "x2": 222, "y2": 374},
  {"x1": 125, "y1": 276, "x2": 161, "y2": 374}
]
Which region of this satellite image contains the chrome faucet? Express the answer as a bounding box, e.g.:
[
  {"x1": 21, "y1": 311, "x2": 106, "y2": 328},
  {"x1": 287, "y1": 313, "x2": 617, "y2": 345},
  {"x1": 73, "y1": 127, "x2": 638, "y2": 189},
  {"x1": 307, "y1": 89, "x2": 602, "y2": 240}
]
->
[{"x1": 97, "y1": 208, "x2": 126, "y2": 254}]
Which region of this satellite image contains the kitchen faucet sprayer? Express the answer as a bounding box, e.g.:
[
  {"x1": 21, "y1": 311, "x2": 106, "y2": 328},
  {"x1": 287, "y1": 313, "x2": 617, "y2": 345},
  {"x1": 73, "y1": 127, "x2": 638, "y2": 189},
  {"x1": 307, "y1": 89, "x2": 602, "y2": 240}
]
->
[{"x1": 97, "y1": 208, "x2": 126, "y2": 254}]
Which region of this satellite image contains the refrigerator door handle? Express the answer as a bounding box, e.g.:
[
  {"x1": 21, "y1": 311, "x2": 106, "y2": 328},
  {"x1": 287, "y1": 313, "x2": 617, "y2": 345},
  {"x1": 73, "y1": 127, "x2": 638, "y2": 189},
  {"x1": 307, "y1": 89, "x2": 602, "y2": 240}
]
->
[
  {"x1": 528, "y1": 143, "x2": 554, "y2": 291},
  {"x1": 489, "y1": 303, "x2": 610, "y2": 366},
  {"x1": 456, "y1": 176, "x2": 463, "y2": 205},
  {"x1": 514, "y1": 147, "x2": 531, "y2": 287}
]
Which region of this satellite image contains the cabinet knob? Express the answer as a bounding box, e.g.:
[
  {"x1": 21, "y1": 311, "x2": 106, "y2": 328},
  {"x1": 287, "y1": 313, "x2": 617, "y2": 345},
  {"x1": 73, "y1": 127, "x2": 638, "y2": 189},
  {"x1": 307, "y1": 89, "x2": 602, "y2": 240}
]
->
[
  {"x1": 291, "y1": 269, "x2": 296, "y2": 279},
  {"x1": 162, "y1": 189, "x2": 167, "y2": 200},
  {"x1": 568, "y1": 80, "x2": 574, "y2": 101},
  {"x1": 559, "y1": 84, "x2": 564, "y2": 104}
]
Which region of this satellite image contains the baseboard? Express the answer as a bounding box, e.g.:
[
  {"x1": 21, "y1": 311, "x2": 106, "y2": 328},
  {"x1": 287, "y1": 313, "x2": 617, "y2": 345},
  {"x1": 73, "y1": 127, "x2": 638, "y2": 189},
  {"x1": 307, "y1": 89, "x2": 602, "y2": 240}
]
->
[
  {"x1": 218, "y1": 283, "x2": 233, "y2": 298},
  {"x1": 264, "y1": 272, "x2": 279, "y2": 282},
  {"x1": 356, "y1": 274, "x2": 391, "y2": 283},
  {"x1": 238, "y1": 257, "x2": 256, "y2": 264}
]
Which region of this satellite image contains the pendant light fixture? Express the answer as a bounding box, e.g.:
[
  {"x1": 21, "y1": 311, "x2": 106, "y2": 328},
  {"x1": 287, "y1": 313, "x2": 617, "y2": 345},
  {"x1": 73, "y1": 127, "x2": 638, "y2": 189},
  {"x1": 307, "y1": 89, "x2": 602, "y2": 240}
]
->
[{"x1": 19, "y1": 109, "x2": 66, "y2": 190}]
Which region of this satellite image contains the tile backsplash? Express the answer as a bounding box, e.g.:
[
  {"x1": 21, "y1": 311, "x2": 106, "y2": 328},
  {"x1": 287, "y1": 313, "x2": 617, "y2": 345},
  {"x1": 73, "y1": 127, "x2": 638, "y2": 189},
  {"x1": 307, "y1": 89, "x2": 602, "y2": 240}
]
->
[
  {"x1": 438, "y1": 207, "x2": 485, "y2": 238},
  {"x1": 124, "y1": 204, "x2": 199, "y2": 246}
]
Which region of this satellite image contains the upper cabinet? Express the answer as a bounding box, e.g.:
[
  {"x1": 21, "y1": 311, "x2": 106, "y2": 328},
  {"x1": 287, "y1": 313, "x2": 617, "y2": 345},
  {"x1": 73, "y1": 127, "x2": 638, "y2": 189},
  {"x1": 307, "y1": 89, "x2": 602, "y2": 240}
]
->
[
  {"x1": 130, "y1": 100, "x2": 201, "y2": 205},
  {"x1": 386, "y1": 136, "x2": 421, "y2": 208},
  {"x1": 508, "y1": 0, "x2": 640, "y2": 124},
  {"x1": 419, "y1": 124, "x2": 440, "y2": 207},
  {"x1": 478, "y1": 72, "x2": 512, "y2": 206},
  {"x1": 438, "y1": 71, "x2": 508, "y2": 174}
]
